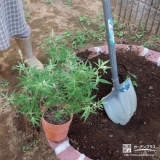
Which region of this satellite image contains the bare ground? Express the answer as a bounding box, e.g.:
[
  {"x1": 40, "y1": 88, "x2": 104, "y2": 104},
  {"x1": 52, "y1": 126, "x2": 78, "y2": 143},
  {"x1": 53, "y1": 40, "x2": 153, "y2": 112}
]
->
[
  {"x1": 0, "y1": 0, "x2": 117, "y2": 159},
  {"x1": 1, "y1": 0, "x2": 159, "y2": 160}
]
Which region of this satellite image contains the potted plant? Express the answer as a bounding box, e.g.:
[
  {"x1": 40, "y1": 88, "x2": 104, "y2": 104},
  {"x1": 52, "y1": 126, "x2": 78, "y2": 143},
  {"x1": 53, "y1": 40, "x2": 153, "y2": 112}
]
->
[{"x1": 1, "y1": 35, "x2": 111, "y2": 142}]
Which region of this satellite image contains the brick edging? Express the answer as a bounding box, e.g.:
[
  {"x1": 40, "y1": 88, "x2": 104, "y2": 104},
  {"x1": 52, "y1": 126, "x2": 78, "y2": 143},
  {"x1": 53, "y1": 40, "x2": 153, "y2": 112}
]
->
[
  {"x1": 47, "y1": 44, "x2": 160, "y2": 160},
  {"x1": 47, "y1": 137, "x2": 91, "y2": 160},
  {"x1": 88, "y1": 44, "x2": 160, "y2": 67}
]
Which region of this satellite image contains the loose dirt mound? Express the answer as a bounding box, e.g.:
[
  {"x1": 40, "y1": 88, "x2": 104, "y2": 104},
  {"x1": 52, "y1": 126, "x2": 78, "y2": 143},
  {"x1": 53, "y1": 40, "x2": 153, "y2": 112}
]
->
[{"x1": 69, "y1": 50, "x2": 160, "y2": 160}]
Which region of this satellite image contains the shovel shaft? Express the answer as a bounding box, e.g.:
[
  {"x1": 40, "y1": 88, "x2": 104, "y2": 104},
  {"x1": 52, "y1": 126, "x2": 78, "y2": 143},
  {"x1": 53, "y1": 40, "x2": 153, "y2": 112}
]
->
[{"x1": 102, "y1": 0, "x2": 119, "y2": 90}]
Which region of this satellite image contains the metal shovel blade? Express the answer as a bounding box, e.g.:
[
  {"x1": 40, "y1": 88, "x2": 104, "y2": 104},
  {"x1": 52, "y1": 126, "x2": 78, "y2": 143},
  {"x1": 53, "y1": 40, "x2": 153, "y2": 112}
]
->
[{"x1": 102, "y1": 78, "x2": 137, "y2": 125}]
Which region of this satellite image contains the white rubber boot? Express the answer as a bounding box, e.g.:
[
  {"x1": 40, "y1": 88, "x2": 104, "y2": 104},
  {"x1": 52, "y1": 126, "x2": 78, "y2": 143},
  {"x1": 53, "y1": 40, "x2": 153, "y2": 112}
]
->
[{"x1": 14, "y1": 37, "x2": 44, "y2": 69}]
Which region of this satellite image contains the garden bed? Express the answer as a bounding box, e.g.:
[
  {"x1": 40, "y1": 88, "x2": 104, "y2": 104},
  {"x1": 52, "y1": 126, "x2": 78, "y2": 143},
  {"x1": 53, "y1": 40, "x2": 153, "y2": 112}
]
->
[
  {"x1": 0, "y1": 0, "x2": 160, "y2": 160},
  {"x1": 68, "y1": 47, "x2": 160, "y2": 160}
]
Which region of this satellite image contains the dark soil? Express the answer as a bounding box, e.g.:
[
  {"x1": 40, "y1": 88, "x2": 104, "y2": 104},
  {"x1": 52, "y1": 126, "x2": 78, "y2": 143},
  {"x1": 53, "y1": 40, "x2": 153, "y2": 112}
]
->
[
  {"x1": 68, "y1": 49, "x2": 160, "y2": 160},
  {"x1": 43, "y1": 106, "x2": 70, "y2": 125}
]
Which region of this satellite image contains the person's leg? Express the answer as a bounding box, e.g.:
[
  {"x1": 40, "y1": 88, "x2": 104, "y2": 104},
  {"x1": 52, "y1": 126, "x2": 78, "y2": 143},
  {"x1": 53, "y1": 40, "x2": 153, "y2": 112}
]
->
[
  {"x1": 0, "y1": 0, "x2": 44, "y2": 69},
  {"x1": 13, "y1": 27, "x2": 44, "y2": 69}
]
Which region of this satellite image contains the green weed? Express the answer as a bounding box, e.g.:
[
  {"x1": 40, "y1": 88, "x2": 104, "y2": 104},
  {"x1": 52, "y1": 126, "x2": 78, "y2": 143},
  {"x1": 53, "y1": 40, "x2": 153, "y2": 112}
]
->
[
  {"x1": 79, "y1": 15, "x2": 88, "y2": 23},
  {"x1": 117, "y1": 31, "x2": 124, "y2": 37},
  {"x1": 45, "y1": 0, "x2": 55, "y2": 4},
  {"x1": 36, "y1": 43, "x2": 42, "y2": 46},
  {"x1": 96, "y1": 11, "x2": 103, "y2": 21},
  {"x1": 22, "y1": 146, "x2": 30, "y2": 153},
  {"x1": 79, "y1": 14, "x2": 96, "y2": 25},
  {"x1": 65, "y1": 0, "x2": 72, "y2": 8},
  {"x1": 23, "y1": 6, "x2": 29, "y2": 11},
  {"x1": 113, "y1": 20, "x2": 125, "y2": 37},
  {"x1": 125, "y1": 72, "x2": 137, "y2": 87},
  {"x1": 98, "y1": 23, "x2": 105, "y2": 31},
  {"x1": 143, "y1": 41, "x2": 156, "y2": 49},
  {"x1": 129, "y1": 23, "x2": 145, "y2": 40},
  {"x1": 25, "y1": 14, "x2": 30, "y2": 21},
  {"x1": 152, "y1": 35, "x2": 160, "y2": 41},
  {"x1": 44, "y1": 22, "x2": 105, "y2": 50},
  {"x1": 114, "y1": 20, "x2": 125, "y2": 31},
  {"x1": 70, "y1": 30, "x2": 86, "y2": 49},
  {"x1": 0, "y1": 78, "x2": 9, "y2": 88},
  {"x1": 63, "y1": 30, "x2": 72, "y2": 37},
  {"x1": 22, "y1": 141, "x2": 39, "y2": 153},
  {"x1": 23, "y1": 4, "x2": 29, "y2": 21}
]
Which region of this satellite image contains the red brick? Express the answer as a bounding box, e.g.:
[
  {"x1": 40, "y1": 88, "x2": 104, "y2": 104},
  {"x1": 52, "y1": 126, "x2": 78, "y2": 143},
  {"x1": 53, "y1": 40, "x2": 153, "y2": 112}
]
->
[
  {"x1": 130, "y1": 45, "x2": 145, "y2": 56},
  {"x1": 47, "y1": 139, "x2": 59, "y2": 149},
  {"x1": 158, "y1": 57, "x2": 160, "y2": 66},
  {"x1": 88, "y1": 47, "x2": 96, "y2": 52},
  {"x1": 115, "y1": 44, "x2": 128, "y2": 53},
  {"x1": 47, "y1": 136, "x2": 69, "y2": 150},
  {"x1": 57, "y1": 146, "x2": 81, "y2": 160},
  {"x1": 98, "y1": 45, "x2": 108, "y2": 54},
  {"x1": 88, "y1": 45, "x2": 108, "y2": 54},
  {"x1": 145, "y1": 50, "x2": 160, "y2": 64}
]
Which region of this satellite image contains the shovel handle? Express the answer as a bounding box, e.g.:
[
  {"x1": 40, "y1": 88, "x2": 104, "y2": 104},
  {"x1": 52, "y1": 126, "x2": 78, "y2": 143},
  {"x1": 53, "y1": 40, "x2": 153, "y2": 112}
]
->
[{"x1": 102, "y1": 0, "x2": 119, "y2": 90}]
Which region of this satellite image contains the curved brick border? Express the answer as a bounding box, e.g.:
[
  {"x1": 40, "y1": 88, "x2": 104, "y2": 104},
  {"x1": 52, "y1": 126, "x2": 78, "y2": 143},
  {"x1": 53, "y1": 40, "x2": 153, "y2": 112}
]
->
[
  {"x1": 88, "y1": 44, "x2": 160, "y2": 66},
  {"x1": 47, "y1": 137, "x2": 91, "y2": 160},
  {"x1": 47, "y1": 44, "x2": 160, "y2": 160}
]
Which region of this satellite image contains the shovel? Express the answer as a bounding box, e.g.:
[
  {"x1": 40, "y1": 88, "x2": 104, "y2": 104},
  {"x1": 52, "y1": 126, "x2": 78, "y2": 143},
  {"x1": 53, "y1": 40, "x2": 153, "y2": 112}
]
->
[{"x1": 101, "y1": 0, "x2": 137, "y2": 125}]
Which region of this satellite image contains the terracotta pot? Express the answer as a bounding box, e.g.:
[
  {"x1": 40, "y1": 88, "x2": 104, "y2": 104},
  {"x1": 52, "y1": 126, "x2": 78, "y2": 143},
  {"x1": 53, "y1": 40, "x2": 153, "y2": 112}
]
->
[{"x1": 42, "y1": 108, "x2": 72, "y2": 142}]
